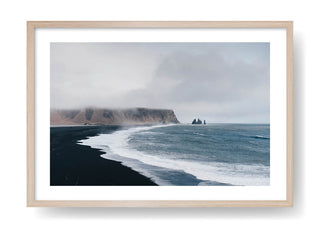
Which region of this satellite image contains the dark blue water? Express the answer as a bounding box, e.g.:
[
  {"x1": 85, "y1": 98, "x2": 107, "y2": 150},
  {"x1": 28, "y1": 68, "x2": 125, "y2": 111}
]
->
[{"x1": 79, "y1": 124, "x2": 270, "y2": 186}]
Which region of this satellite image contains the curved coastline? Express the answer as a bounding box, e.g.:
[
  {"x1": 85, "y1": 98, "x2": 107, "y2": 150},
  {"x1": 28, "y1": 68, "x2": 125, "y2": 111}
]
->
[
  {"x1": 78, "y1": 124, "x2": 179, "y2": 185},
  {"x1": 78, "y1": 123, "x2": 270, "y2": 186},
  {"x1": 50, "y1": 125, "x2": 157, "y2": 186}
]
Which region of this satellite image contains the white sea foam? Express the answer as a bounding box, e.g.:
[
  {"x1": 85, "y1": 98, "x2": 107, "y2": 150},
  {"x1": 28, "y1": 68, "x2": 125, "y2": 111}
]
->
[{"x1": 78, "y1": 125, "x2": 270, "y2": 186}]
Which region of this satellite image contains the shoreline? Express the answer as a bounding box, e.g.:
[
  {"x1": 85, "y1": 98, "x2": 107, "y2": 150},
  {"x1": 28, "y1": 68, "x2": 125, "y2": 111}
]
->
[{"x1": 50, "y1": 125, "x2": 157, "y2": 186}]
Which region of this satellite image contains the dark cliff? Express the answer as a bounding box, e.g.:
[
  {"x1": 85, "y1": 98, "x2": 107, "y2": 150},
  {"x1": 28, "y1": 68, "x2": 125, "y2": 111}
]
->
[{"x1": 51, "y1": 108, "x2": 180, "y2": 126}]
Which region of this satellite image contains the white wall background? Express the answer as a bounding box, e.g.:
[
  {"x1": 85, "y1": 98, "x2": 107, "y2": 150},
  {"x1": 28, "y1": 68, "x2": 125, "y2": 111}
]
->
[{"x1": 0, "y1": 0, "x2": 315, "y2": 227}]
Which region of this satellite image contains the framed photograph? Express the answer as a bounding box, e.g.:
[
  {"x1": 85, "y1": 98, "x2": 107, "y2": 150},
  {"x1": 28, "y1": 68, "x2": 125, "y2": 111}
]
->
[{"x1": 27, "y1": 21, "x2": 293, "y2": 207}]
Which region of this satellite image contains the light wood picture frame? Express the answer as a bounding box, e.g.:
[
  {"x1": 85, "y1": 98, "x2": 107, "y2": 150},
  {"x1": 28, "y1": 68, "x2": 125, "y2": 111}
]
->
[{"x1": 27, "y1": 21, "x2": 293, "y2": 207}]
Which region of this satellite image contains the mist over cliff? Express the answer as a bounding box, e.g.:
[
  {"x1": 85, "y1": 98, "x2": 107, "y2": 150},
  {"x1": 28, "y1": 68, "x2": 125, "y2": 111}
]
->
[
  {"x1": 51, "y1": 43, "x2": 270, "y2": 123},
  {"x1": 50, "y1": 108, "x2": 180, "y2": 126}
]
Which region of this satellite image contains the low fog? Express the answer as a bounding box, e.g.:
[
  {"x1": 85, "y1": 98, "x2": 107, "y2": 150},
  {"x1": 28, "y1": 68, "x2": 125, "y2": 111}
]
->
[{"x1": 51, "y1": 42, "x2": 269, "y2": 123}]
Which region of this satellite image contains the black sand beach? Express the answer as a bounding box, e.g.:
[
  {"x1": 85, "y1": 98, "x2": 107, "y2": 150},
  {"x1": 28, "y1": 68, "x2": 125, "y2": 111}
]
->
[{"x1": 50, "y1": 126, "x2": 157, "y2": 186}]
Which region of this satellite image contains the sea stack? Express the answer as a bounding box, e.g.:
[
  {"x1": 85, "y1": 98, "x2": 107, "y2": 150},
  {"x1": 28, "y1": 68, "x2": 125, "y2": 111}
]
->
[{"x1": 192, "y1": 118, "x2": 203, "y2": 125}]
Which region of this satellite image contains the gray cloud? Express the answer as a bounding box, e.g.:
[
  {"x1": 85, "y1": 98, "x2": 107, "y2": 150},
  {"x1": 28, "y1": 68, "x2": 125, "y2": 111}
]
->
[{"x1": 51, "y1": 42, "x2": 269, "y2": 123}]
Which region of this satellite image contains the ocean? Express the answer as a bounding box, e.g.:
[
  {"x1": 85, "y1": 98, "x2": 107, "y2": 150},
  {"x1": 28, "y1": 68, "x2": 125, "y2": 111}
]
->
[{"x1": 78, "y1": 124, "x2": 270, "y2": 186}]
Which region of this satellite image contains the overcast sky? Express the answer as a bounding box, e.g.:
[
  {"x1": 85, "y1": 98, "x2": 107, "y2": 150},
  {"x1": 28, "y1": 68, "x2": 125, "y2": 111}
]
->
[{"x1": 51, "y1": 42, "x2": 269, "y2": 123}]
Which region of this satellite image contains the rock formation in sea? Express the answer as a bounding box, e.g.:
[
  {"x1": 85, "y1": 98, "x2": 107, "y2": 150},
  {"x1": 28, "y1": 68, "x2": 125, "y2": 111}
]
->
[
  {"x1": 192, "y1": 118, "x2": 203, "y2": 124},
  {"x1": 50, "y1": 108, "x2": 180, "y2": 126}
]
